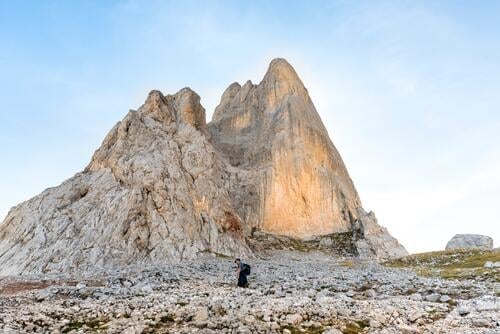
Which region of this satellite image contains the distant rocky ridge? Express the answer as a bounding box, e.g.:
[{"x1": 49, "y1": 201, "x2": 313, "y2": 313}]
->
[{"x1": 0, "y1": 58, "x2": 407, "y2": 275}]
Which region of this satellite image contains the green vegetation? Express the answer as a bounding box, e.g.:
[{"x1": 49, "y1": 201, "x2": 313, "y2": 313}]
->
[
  {"x1": 252, "y1": 231, "x2": 358, "y2": 256},
  {"x1": 62, "y1": 319, "x2": 107, "y2": 333},
  {"x1": 160, "y1": 314, "x2": 174, "y2": 323},
  {"x1": 280, "y1": 324, "x2": 327, "y2": 334},
  {"x1": 342, "y1": 323, "x2": 362, "y2": 334},
  {"x1": 341, "y1": 320, "x2": 370, "y2": 334},
  {"x1": 280, "y1": 319, "x2": 370, "y2": 334},
  {"x1": 384, "y1": 249, "x2": 500, "y2": 282}
]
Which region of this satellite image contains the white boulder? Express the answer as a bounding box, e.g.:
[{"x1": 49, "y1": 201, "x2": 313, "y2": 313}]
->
[{"x1": 445, "y1": 234, "x2": 493, "y2": 250}]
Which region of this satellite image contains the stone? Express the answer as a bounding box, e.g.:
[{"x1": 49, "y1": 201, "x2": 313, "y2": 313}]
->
[
  {"x1": 34, "y1": 289, "x2": 53, "y2": 302},
  {"x1": 194, "y1": 307, "x2": 209, "y2": 322},
  {"x1": 409, "y1": 311, "x2": 424, "y2": 322},
  {"x1": 373, "y1": 313, "x2": 387, "y2": 325},
  {"x1": 397, "y1": 324, "x2": 419, "y2": 333},
  {"x1": 484, "y1": 261, "x2": 500, "y2": 268},
  {"x1": 457, "y1": 306, "x2": 470, "y2": 316},
  {"x1": 322, "y1": 329, "x2": 342, "y2": 334},
  {"x1": 426, "y1": 293, "x2": 441, "y2": 303},
  {"x1": 474, "y1": 297, "x2": 498, "y2": 312},
  {"x1": 472, "y1": 318, "x2": 491, "y2": 327},
  {"x1": 363, "y1": 289, "x2": 377, "y2": 298},
  {"x1": 440, "y1": 295, "x2": 451, "y2": 303},
  {"x1": 138, "y1": 284, "x2": 153, "y2": 294},
  {"x1": 285, "y1": 313, "x2": 303, "y2": 325},
  {"x1": 75, "y1": 282, "x2": 86, "y2": 290},
  {"x1": 409, "y1": 293, "x2": 423, "y2": 302},
  {"x1": 445, "y1": 234, "x2": 493, "y2": 250}
]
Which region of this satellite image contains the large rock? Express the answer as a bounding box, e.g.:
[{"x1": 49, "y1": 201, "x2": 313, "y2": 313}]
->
[
  {"x1": 445, "y1": 234, "x2": 493, "y2": 251},
  {"x1": 0, "y1": 88, "x2": 251, "y2": 276},
  {"x1": 352, "y1": 209, "x2": 408, "y2": 260}
]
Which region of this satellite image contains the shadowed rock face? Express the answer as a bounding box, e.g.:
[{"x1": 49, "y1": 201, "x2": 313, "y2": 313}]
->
[
  {"x1": 0, "y1": 88, "x2": 251, "y2": 276},
  {"x1": 0, "y1": 58, "x2": 407, "y2": 275},
  {"x1": 209, "y1": 58, "x2": 362, "y2": 237}
]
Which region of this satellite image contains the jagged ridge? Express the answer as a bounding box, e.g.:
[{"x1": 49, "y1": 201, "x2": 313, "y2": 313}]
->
[{"x1": 0, "y1": 88, "x2": 251, "y2": 276}]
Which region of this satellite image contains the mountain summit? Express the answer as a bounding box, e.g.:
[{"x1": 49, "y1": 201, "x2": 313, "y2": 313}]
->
[
  {"x1": 0, "y1": 58, "x2": 407, "y2": 275},
  {"x1": 209, "y1": 58, "x2": 361, "y2": 237}
]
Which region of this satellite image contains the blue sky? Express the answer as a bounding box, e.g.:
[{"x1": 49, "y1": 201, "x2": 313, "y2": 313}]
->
[{"x1": 1, "y1": 0, "x2": 499, "y2": 253}]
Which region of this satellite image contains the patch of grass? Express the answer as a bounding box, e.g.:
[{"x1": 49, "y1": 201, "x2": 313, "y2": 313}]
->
[
  {"x1": 339, "y1": 260, "x2": 354, "y2": 268},
  {"x1": 342, "y1": 320, "x2": 367, "y2": 334},
  {"x1": 62, "y1": 319, "x2": 107, "y2": 333},
  {"x1": 62, "y1": 322, "x2": 84, "y2": 333},
  {"x1": 281, "y1": 324, "x2": 326, "y2": 334},
  {"x1": 160, "y1": 314, "x2": 174, "y2": 323},
  {"x1": 252, "y1": 231, "x2": 359, "y2": 256},
  {"x1": 384, "y1": 249, "x2": 500, "y2": 282},
  {"x1": 386, "y1": 249, "x2": 500, "y2": 268}
]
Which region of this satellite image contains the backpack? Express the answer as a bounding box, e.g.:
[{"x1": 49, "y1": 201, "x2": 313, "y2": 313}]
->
[{"x1": 242, "y1": 263, "x2": 251, "y2": 275}]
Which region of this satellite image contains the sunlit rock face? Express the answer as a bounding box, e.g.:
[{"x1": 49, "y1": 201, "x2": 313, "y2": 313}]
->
[
  {"x1": 0, "y1": 88, "x2": 251, "y2": 276},
  {"x1": 209, "y1": 59, "x2": 407, "y2": 259},
  {"x1": 209, "y1": 59, "x2": 362, "y2": 237}
]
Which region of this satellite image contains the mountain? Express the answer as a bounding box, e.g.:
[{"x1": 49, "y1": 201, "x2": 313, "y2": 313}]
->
[{"x1": 0, "y1": 59, "x2": 406, "y2": 275}]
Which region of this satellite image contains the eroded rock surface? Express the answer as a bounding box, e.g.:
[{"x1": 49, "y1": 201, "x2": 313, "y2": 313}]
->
[{"x1": 0, "y1": 88, "x2": 251, "y2": 276}]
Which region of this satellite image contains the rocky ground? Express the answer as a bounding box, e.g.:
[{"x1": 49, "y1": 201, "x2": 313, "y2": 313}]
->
[{"x1": 0, "y1": 251, "x2": 499, "y2": 334}]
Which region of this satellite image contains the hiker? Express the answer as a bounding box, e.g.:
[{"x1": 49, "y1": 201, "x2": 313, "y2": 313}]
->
[{"x1": 234, "y1": 258, "x2": 250, "y2": 288}]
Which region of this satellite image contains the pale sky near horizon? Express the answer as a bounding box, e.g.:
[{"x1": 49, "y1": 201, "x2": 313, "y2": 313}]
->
[{"x1": 1, "y1": 1, "x2": 499, "y2": 253}]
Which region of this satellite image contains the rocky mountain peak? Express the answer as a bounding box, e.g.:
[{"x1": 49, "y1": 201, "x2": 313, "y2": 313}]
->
[
  {"x1": 212, "y1": 58, "x2": 309, "y2": 122},
  {"x1": 172, "y1": 87, "x2": 207, "y2": 132},
  {"x1": 139, "y1": 90, "x2": 173, "y2": 124},
  {"x1": 208, "y1": 59, "x2": 406, "y2": 260},
  {"x1": 139, "y1": 88, "x2": 207, "y2": 132},
  {"x1": 261, "y1": 58, "x2": 303, "y2": 88}
]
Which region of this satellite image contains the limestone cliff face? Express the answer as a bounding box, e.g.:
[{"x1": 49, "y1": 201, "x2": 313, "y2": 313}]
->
[
  {"x1": 0, "y1": 88, "x2": 251, "y2": 276},
  {"x1": 209, "y1": 59, "x2": 362, "y2": 238},
  {"x1": 0, "y1": 58, "x2": 407, "y2": 275}
]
